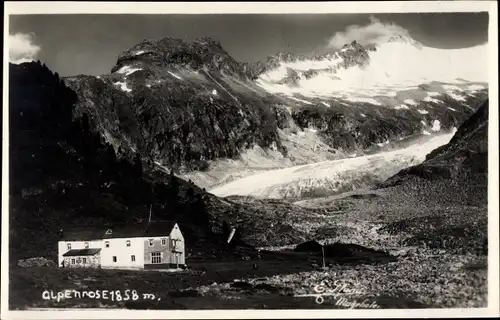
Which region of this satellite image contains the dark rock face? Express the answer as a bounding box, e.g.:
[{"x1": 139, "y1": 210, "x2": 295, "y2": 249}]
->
[
  {"x1": 381, "y1": 99, "x2": 489, "y2": 186},
  {"x1": 277, "y1": 68, "x2": 301, "y2": 86},
  {"x1": 337, "y1": 40, "x2": 371, "y2": 69},
  {"x1": 246, "y1": 41, "x2": 371, "y2": 78},
  {"x1": 60, "y1": 36, "x2": 486, "y2": 177},
  {"x1": 8, "y1": 62, "x2": 268, "y2": 261},
  {"x1": 11, "y1": 62, "x2": 332, "y2": 261},
  {"x1": 112, "y1": 37, "x2": 247, "y2": 79},
  {"x1": 64, "y1": 37, "x2": 285, "y2": 171}
]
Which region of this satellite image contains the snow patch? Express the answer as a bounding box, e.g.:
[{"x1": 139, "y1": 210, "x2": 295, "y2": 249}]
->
[
  {"x1": 447, "y1": 92, "x2": 466, "y2": 101},
  {"x1": 448, "y1": 107, "x2": 457, "y2": 112},
  {"x1": 168, "y1": 71, "x2": 183, "y2": 80},
  {"x1": 345, "y1": 97, "x2": 381, "y2": 105},
  {"x1": 442, "y1": 85, "x2": 463, "y2": 91},
  {"x1": 394, "y1": 105, "x2": 409, "y2": 110},
  {"x1": 135, "y1": 50, "x2": 145, "y2": 55},
  {"x1": 422, "y1": 130, "x2": 431, "y2": 136},
  {"x1": 116, "y1": 66, "x2": 142, "y2": 76},
  {"x1": 418, "y1": 109, "x2": 429, "y2": 114},
  {"x1": 431, "y1": 120, "x2": 441, "y2": 132},
  {"x1": 114, "y1": 81, "x2": 132, "y2": 92},
  {"x1": 321, "y1": 102, "x2": 330, "y2": 107},
  {"x1": 288, "y1": 96, "x2": 314, "y2": 105},
  {"x1": 423, "y1": 96, "x2": 442, "y2": 103},
  {"x1": 360, "y1": 113, "x2": 367, "y2": 118},
  {"x1": 466, "y1": 84, "x2": 486, "y2": 91},
  {"x1": 427, "y1": 92, "x2": 441, "y2": 97},
  {"x1": 404, "y1": 99, "x2": 418, "y2": 106},
  {"x1": 212, "y1": 89, "x2": 218, "y2": 96}
]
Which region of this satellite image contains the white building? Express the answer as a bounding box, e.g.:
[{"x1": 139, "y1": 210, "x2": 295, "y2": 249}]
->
[{"x1": 57, "y1": 221, "x2": 186, "y2": 270}]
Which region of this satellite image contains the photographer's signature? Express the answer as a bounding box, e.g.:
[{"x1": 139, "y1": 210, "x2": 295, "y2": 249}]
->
[{"x1": 294, "y1": 278, "x2": 380, "y2": 308}]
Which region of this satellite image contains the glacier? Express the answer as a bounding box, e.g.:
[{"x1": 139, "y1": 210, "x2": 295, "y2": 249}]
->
[
  {"x1": 209, "y1": 132, "x2": 455, "y2": 199},
  {"x1": 255, "y1": 40, "x2": 487, "y2": 105}
]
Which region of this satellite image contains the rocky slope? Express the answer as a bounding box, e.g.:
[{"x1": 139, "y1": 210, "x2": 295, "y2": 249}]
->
[
  {"x1": 10, "y1": 61, "x2": 338, "y2": 261},
  {"x1": 64, "y1": 37, "x2": 285, "y2": 173},
  {"x1": 381, "y1": 99, "x2": 488, "y2": 187},
  {"x1": 61, "y1": 36, "x2": 488, "y2": 189},
  {"x1": 8, "y1": 58, "x2": 489, "y2": 265},
  {"x1": 292, "y1": 98, "x2": 489, "y2": 255}
]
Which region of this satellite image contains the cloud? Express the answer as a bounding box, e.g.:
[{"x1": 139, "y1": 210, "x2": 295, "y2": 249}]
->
[
  {"x1": 328, "y1": 16, "x2": 411, "y2": 49},
  {"x1": 9, "y1": 33, "x2": 41, "y2": 64}
]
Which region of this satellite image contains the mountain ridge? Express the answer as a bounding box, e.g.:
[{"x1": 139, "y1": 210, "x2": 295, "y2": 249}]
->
[
  {"x1": 380, "y1": 99, "x2": 488, "y2": 187},
  {"x1": 9, "y1": 61, "x2": 329, "y2": 261},
  {"x1": 50, "y1": 35, "x2": 489, "y2": 188}
]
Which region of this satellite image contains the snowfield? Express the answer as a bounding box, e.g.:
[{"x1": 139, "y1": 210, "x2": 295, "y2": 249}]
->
[
  {"x1": 255, "y1": 40, "x2": 487, "y2": 106},
  {"x1": 209, "y1": 132, "x2": 455, "y2": 199}
]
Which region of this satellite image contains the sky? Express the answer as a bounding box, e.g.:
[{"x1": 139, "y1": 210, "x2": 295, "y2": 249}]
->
[{"x1": 8, "y1": 12, "x2": 489, "y2": 77}]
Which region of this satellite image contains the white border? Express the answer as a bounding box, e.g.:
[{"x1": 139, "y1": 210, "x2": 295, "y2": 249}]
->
[
  {"x1": 2, "y1": 1, "x2": 494, "y2": 14},
  {"x1": 2, "y1": 1, "x2": 499, "y2": 319}
]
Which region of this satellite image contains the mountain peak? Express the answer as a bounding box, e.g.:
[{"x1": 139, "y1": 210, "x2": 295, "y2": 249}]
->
[
  {"x1": 386, "y1": 33, "x2": 422, "y2": 48},
  {"x1": 110, "y1": 36, "x2": 246, "y2": 78},
  {"x1": 194, "y1": 36, "x2": 223, "y2": 49}
]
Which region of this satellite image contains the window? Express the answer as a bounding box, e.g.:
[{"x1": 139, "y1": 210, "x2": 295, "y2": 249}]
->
[
  {"x1": 150, "y1": 252, "x2": 161, "y2": 264},
  {"x1": 131, "y1": 255, "x2": 136, "y2": 262},
  {"x1": 84, "y1": 242, "x2": 89, "y2": 249},
  {"x1": 171, "y1": 239, "x2": 180, "y2": 250},
  {"x1": 161, "y1": 238, "x2": 167, "y2": 246},
  {"x1": 126, "y1": 240, "x2": 131, "y2": 247},
  {"x1": 105, "y1": 241, "x2": 110, "y2": 248},
  {"x1": 67, "y1": 243, "x2": 71, "y2": 250},
  {"x1": 148, "y1": 239, "x2": 154, "y2": 247},
  {"x1": 112, "y1": 256, "x2": 117, "y2": 263},
  {"x1": 83, "y1": 258, "x2": 87, "y2": 264},
  {"x1": 71, "y1": 258, "x2": 75, "y2": 264}
]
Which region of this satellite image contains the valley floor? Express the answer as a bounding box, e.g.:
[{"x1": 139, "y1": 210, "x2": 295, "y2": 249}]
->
[
  {"x1": 9, "y1": 172, "x2": 488, "y2": 310},
  {"x1": 8, "y1": 249, "x2": 487, "y2": 310}
]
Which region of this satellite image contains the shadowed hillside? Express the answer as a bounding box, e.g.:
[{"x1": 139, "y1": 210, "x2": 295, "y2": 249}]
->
[
  {"x1": 62, "y1": 36, "x2": 487, "y2": 189},
  {"x1": 380, "y1": 99, "x2": 488, "y2": 191},
  {"x1": 9, "y1": 62, "x2": 334, "y2": 263},
  {"x1": 8, "y1": 62, "x2": 250, "y2": 262}
]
